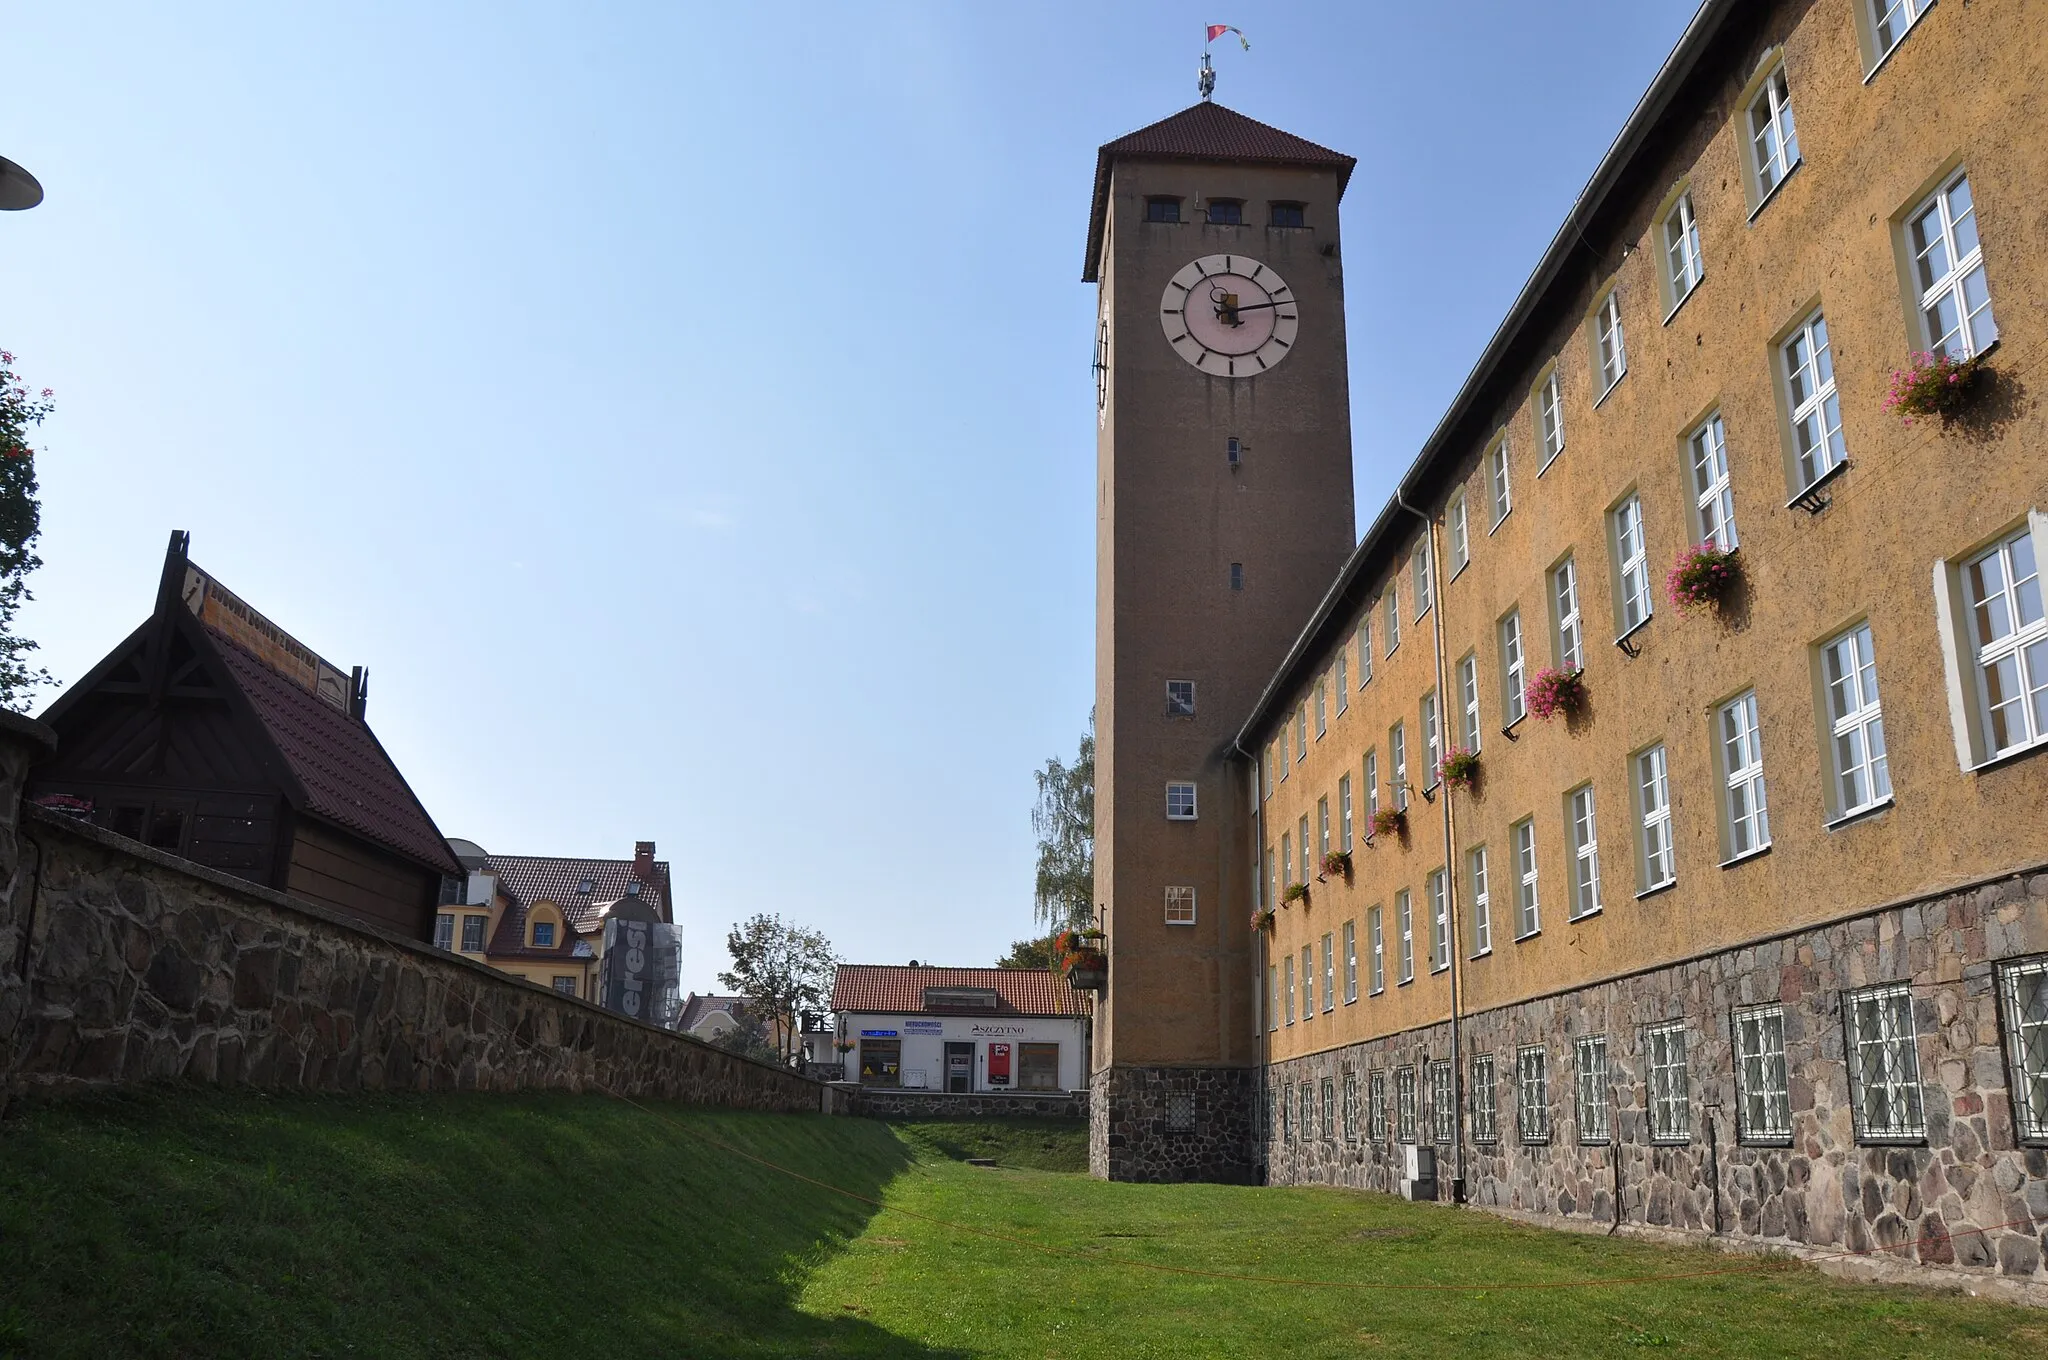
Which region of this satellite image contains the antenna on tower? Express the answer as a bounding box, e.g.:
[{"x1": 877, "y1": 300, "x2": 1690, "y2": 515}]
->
[{"x1": 1200, "y1": 24, "x2": 1249, "y2": 101}]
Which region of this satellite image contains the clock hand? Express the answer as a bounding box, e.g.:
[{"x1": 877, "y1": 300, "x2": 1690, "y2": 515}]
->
[{"x1": 1219, "y1": 298, "x2": 1295, "y2": 315}]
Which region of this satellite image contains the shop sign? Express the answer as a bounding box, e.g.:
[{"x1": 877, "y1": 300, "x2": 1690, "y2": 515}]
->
[
  {"x1": 860, "y1": 1029, "x2": 898, "y2": 1038},
  {"x1": 970, "y1": 1023, "x2": 1025, "y2": 1037},
  {"x1": 904, "y1": 1020, "x2": 944, "y2": 1034}
]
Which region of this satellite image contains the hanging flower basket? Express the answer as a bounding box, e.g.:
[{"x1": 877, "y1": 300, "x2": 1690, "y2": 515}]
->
[
  {"x1": 1370, "y1": 807, "x2": 1405, "y2": 839},
  {"x1": 1320, "y1": 849, "x2": 1353, "y2": 881},
  {"x1": 833, "y1": 1040, "x2": 856, "y2": 1054},
  {"x1": 1281, "y1": 881, "x2": 1310, "y2": 908},
  {"x1": 1667, "y1": 543, "x2": 1739, "y2": 614},
  {"x1": 1437, "y1": 747, "x2": 1480, "y2": 792},
  {"x1": 1525, "y1": 667, "x2": 1586, "y2": 723},
  {"x1": 1251, "y1": 907, "x2": 1277, "y2": 932},
  {"x1": 1884, "y1": 350, "x2": 1987, "y2": 424}
]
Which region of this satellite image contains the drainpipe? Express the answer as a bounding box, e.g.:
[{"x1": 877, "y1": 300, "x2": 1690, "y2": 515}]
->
[
  {"x1": 1393, "y1": 485, "x2": 1465, "y2": 1206},
  {"x1": 1231, "y1": 732, "x2": 1269, "y2": 1180}
]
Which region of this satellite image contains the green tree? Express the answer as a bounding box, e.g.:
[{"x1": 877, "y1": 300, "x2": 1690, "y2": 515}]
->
[
  {"x1": 707, "y1": 1005, "x2": 784, "y2": 1066},
  {"x1": 1030, "y1": 714, "x2": 1095, "y2": 932},
  {"x1": 717, "y1": 913, "x2": 838, "y2": 1067},
  {"x1": 995, "y1": 936, "x2": 1053, "y2": 970},
  {"x1": 0, "y1": 350, "x2": 53, "y2": 711}
]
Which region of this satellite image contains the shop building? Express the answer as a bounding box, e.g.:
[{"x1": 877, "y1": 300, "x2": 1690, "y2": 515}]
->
[{"x1": 831, "y1": 965, "x2": 1087, "y2": 1093}]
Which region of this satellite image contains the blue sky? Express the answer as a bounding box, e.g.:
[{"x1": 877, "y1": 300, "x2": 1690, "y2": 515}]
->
[{"x1": 5, "y1": 2, "x2": 1698, "y2": 994}]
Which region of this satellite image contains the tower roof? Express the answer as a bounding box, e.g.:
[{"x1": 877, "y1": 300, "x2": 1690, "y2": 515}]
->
[{"x1": 1082, "y1": 102, "x2": 1355, "y2": 281}]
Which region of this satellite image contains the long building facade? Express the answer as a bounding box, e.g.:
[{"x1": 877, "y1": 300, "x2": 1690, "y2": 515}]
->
[{"x1": 1087, "y1": 0, "x2": 2048, "y2": 1291}]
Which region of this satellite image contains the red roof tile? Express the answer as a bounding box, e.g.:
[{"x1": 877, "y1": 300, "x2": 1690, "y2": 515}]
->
[
  {"x1": 831, "y1": 965, "x2": 1085, "y2": 1018},
  {"x1": 1082, "y1": 102, "x2": 1356, "y2": 281},
  {"x1": 483, "y1": 851, "x2": 673, "y2": 958}
]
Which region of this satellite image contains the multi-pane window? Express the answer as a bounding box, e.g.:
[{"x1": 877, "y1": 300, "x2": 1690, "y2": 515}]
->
[
  {"x1": 1734, "y1": 1003, "x2": 1793, "y2": 1143},
  {"x1": 1784, "y1": 312, "x2": 1845, "y2": 492},
  {"x1": 1471, "y1": 1054, "x2": 1499, "y2": 1144},
  {"x1": 1568, "y1": 785, "x2": 1602, "y2": 919},
  {"x1": 1167, "y1": 679, "x2": 1196, "y2": 716},
  {"x1": 1343, "y1": 920, "x2": 1357, "y2": 1002},
  {"x1": 1430, "y1": 1061, "x2": 1455, "y2": 1143},
  {"x1": 1427, "y1": 868, "x2": 1450, "y2": 973},
  {"x1": 1663, "y1": 192, "x2": 1703, "y2": 306},
  {"x1": 1421, "y1": 692, "x2": 1441, "y2": 790},
  {"x1": 1146, "y1": 196, "x2": 1182, "y2": 224},
  {"x1": 1339, "y1": 774, "x2": 1354, "y2": 852},
  {"x1": 1230, "y1": 561, "x2": 1244, "y2": 590},
  {"x1": 1267, "y1": 964, "x2": 1279, "y2": 1031},
  {"x1": 1449, "y1": 494, "x2": 1470, "y2": 575},
  {"x1": 1688, "y1": 413, "x2": 1739, "y2": 550},
  {"x1": 1748, "y1": 65, "x2": 1801, "y2": 200},
  {"x1": 1336, "y1": 653, "x2": 1349, "y2": 713},
  {"x1": 1997, "y1": 956, "x2": 2048, "y2": 1143},
  {"x1": 1391, "y1": 723, "x2": 1409, "y2": 810},
  {"x1": 1552, "y1": 557, "x2": 1583, "y2": 670},
  {"x1": 1537, "y1": 373, "x2": 1564, "y2": 469},
  {"x1": 1386, "y1": 589, "x2": 1401, "y2": 655},
  {"x1": 1359, "y1": 617, "x2": 1375, "y2": 684},
  {"x1": 1166, "y1": 782, "x2": 1198, "y2": 820},
  {"x1": 1206, "y1": 198, "x2": 1242, "y2": 226},
  {"x1": 1846, "y1": 983, "x2": 1926, "y2": 1141},
  {"x1": 1164, "y1": 886, "x2": 1197, "y2": 925},
  {"x1": 1321, "y1": 933, "x2": 1335, "y2": 1013},
  {"x1": 1962, "y1": 527, "x2": 2047, "y2": 758},
  {"x1": 1368, "y1": 906, "x2": 1386, "y2": 994},
  {"x1": 1822, "y1": 623, "x2": 1892, "y2": 818},
  {"x1": 1299, "y1": 814, "x2": 1311, "y2": 883},
  {"x1": 1594, "y1": 289, "x2": 1627, "y2": 394},
  {"x1": 1301, "y1": 946, "x2": 1314, "y2": 1020},
  {"x1": 1279, "y1": 1085, "x2": 1291, "y2": 1143},
  {"x1": 1279, "y1": 728, "x2": 1290, "y2": 780},
  {"x1": 1646, "y1": 1022, "x2": 1691, "y2": 1143},
  {"x1": 1265, "y1": 847, "x2": 1277, "y2": 916},
  {"x1": 1636, "y1": 745, "x2": 1675, "y2": 891},
  {"x1": 1318, "y1": 798, "x2": 1331, "y2": 859},
  {"x1": 1369, "y1": 1069, "x2": 1389, "y2": 1141},
  {"x1": 1468, "y1": 846, "x2": 1492, "y2": 955},
  {"x1": 1315, "y1": 680, "x2": 1328, "y2": 736},
  {"x1": 1396, "y1": 890, "x2": 1415, "y2": 984},
  {"x1": 1413, "y1": 543, "x2": 1433, "y2": 619},
  {"x1": 1458, "y1": 653, "x2": 1482, "y2": 754},
  {"x1": 1364, "y1": 751, "x2": 1380, "y2": 822},
  {"x1": 1271, "y1": 201, "x2": 1307, "y2": 229},
  {"x1": 1576, "y1": 1035, "x2": 1610, "y2": 1144},
  {"x1": 1517, "y1": 1046, "x2": 1550, "y2": 1143},
  {"x1": 1343, "y1": 1067, "x2": 1360, "y2": 1144},
  {"x1": 1296, "y1": 705, "x2": 1308, "y2": 759},
  {"x1": 1718, "y1": 691, "x2": 1771, "y2": 858},
  {"x1": 1910, "y1": 171, "x2": 1996, "y2": 360},
  {"x1": 1396, "y1": 1066, "x2": 1419, "y2": 1143},
  {"x1": 461, "y1": 915, "x2": 487, "y2": 951},
  {"x1": 435, "y1": 913, "x2": 454, "y2": 950},
  {"x1": 1513, "y1": 817, "x2": 1541, "y2": 938},
  {"x1": 1300, "y1": 1084, "x2": 1313, "y2": 1142},
  {"x1": 1871, "y1": 0, "x2": 1933, "y2": 59},
  {"x1": 1501, "y1": 611, "x2": 1528, "y2": 725},
  {"x1": 532, "y1": 921, "x2": 555, "y2": 947},
  {"x1": 1488, "y1": 439, "x2": 1512, "y2": 527},
  {"x1": 1612, "y1": 494, "x2": 1651, "y2": 635},
  {"x1": 1283, "y1": 954, "x2": 1295, "y2": 1025},
  {"x1": 1321, "y1": 1077, "x2": 1335, "y2": 1139}
]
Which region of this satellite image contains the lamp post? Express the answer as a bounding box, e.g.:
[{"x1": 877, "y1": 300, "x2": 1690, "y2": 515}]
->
[{"x1": 0, "y1": 155, "x2": 43, "y2": 211}]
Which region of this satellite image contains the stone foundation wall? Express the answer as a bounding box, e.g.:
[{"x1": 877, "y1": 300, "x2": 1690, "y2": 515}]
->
[
  {"x1": 1262, "y1": 874, "x2": 2048, "y2": 1292},
  {"x1": 845, "y1": 1087, "x2": 1087, "y2": 1120},
  {"x1": 1089, "y1": 1063, "x2": 1258, "y2": 1182},
  {"x1": 2, "y1": 736, "x2": 843, "y2": 1118}
]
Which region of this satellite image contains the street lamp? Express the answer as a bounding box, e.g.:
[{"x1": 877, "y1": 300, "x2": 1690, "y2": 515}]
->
[{"x1": 0, "y1": 155, "x2": 43, "y2": 211}]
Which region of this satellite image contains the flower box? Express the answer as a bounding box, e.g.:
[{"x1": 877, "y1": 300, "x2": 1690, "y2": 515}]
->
[
  {"x1": 1884, "y1": 350, "x2": 1987, "y2": 424},
  {"x1": 1668, "y1": 543, "x2": 1739, "y2": 614},
  {"x1": 1525, "y1": 667, "x2": 1586, "y2": 723},
  {"x1": 1320, "y1": 850, "x2": 1353, "y2": 881},
  {"x1": 1281, "y1": 881, "x2": 1310, "y2": 907},
  {"x1": 1370, "y1": 807, "x2": 1406, "y2": 839},
  {"x1": 1250, "y1": 907, "x2": 1277, "y2": 933},
  {"x1": 1437, "y1": 747, "x2": 1480, "y2": 792}
]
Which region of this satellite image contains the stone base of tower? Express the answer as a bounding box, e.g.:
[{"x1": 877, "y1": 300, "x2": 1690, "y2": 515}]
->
[{"x1": 1088, "y1": 1064, "x2": 1259, "y2": 1183}]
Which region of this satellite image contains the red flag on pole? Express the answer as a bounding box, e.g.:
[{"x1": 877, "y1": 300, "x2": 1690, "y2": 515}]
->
[{"x1": 1206, "y1": 24, "x2": 1250, "y2": 50}]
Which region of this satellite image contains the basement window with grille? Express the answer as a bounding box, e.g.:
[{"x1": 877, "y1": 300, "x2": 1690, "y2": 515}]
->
[
  {"x1": 1999, "y1": 956, "x2": 2048, "y2": 1145},
  {"x1": 1845, "y1": 983, "x2": 1926, "y2": 1143}
]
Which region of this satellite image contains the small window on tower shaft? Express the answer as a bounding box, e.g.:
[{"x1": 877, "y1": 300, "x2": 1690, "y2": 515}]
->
[
  {"x1": 1230, "y1": 562, "x2": 1245, "y2": 591},
  {"x1": 1206, "y1": 199, "x2": 1242, "y2": 226},
  {"x1": 1227, "y1": 437, "x2": 1242, "y2": 468},
  {"x1": 1167, "y1": 680, "x2": 1196, "y2": 717},
  {"x1": 1271, "y1": 202, "x2": 1307, "y2": 228},
  {"x1": 1146, "y1": 197, "x2": 1183, "y2": 224}
]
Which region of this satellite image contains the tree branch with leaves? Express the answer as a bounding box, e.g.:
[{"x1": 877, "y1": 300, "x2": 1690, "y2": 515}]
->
[
  {"x1": 0, "y1": 350, "x2": 53, "y2": 712},
  {"x1": 717, "y1": 913, "x2": 839, "y2": 1067},
  {"x1": 1030, "y1": 713, "x2": 1095, "y2": 934}
]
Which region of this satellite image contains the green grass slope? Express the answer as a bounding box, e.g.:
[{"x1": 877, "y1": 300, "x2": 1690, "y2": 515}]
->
[{"x1": 886, "y1": 1116, "x2": 1087, "y2": 1173}]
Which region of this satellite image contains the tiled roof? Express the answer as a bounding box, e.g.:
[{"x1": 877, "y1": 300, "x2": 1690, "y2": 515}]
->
[
  {"x1": 1083, "y1": 101, "x2": 1356, "y2": 280},
  {"x1": 831, "y1": 965, "x2": 1085, "y2": 1018},
  {"x1": 678, "y1": 993, "x2": 753, "y2": 1032},
  {"x1": 208, "y1": 629, "x2": 459, "y2": 874},
  {"x1": 483, "y1": 850, "x2": 672, "y2": 959}
]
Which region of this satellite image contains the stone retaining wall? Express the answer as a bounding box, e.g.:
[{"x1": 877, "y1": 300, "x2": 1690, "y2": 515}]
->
[
  {"x1": 1261, "y1": 873, "x2": 2048, "y2": 1296},
  {"x1": 1090, "y1": 1063, "x2": 1259, "y2": 1183},
  {"x1": 845, "y1": 1087, "x2": 1087, "y2": 1121}
]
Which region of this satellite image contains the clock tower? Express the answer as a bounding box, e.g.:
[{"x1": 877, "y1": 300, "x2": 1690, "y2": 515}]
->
[{"x1": 1084, "y1": 102, "x2": 1357, "y2": 1181}]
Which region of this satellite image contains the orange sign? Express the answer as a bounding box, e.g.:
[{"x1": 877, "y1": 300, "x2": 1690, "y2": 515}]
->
[{"x1": 181, "y1": 564, "x2": 353, "y2": 712}]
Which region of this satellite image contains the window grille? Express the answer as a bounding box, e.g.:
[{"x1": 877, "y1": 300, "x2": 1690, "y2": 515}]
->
[
  {"x1": 1718, "y1": 692, "x2": 1771, "y2": 857},
  {"x1": 1343, "y1": 1068, "x2": 1360, "y2": 1145},
  {"x1": 1537, "y1": 373, "x2": 1564, "y2": 469},
  {"x1": 1300, "y1": 1084, "x2": 1314, "y2": 1143},
  {"x1": 1369, "y1": 1069, "x2": 1388, "y2": 1141},
  {"x1": 1595, "y1": 290, "x2": 1627, "y2": 394},
  {"x1": 1517, "y1": 1046, "x2": 1550, "y2": 1143},
  {"x1": 1430, "y1": 1061, "x2": 1455, "y2": 1144},
  {"x1": 1821, "y1": 623, "x2": 1891, "y2": 817},
  {"x1": 1396, "y1": 1066, "x2": 1419, "y2": 1143},
  {"x1": 1281, "y1": 1084, "x2": 1292, "y2": 1143},
  {"x1": 1997, "y1": 957, "x2": 2048, "y2": 1144},
  {"x1": 1909, "y1": 170, "x2": 1996, "y2": 360},
  {"x1": 1553, "y1": 557, "x2": 1583, "y2": 671},
  {"x1": 1468, "y1": 846, "x2": 1492, "y2": 955},
  {"x1": 1167, "y1": 1092, "x2": 1196, "y2": 1134},
  {"x1": 1321, "y1": 1077, "x2": 1335, "y2": 1140},
  {"x1": 1688, "y1": 414, "x2": 1738, "y2": 549},
  {"x1": 1784, "y1": 313, "x2": 1845, "y2": 494},
  {"x1": 1576, "y1": 1035, "x2": 1610, "y2": 1144},
  {"x1": 1734, "y1": 1004, "x2": 1793, "y2": 1142},
  {"x1": 1513, "y1": 818, "x2": 1541, "y2": 938},
  {"x1": 1646, "y1": 1022, "x2": 1692, "y2": 1143},
  {"x1": 1471, "y1": 1054, "x2": 1499, "y2": 1144},
  {"x1": 1637, "y1": 745, "x2": 1675, "y2": 891},
  {"x1": 1568, "y1": 785, "x2": 1602, "y2": 919},
  {"x1": 1663, "y1": 192, "x2": 1703, "y2": 304},
  {"x1": 1748, "y1": 66, "x2": 1800, "y2": 198},
  {"x1": 1501, "y1": 612, "x2": 1527, "y2": 725},
  {"x1": 1962, "y1": 529, "x2": 2046, "y2": 758},
  {"x1": 1845, "y1": 983, "x2": 1926, "y2": 1142}
]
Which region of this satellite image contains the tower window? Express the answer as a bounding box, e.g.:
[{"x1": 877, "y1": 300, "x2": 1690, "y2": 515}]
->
[
  {"x1": 1166, "y1": 680, "x2": 1196, "y2": 716},
  {"x1": 1166, "y1": 782, "x2": 1198, "y2": 820},
  {"x1": 1230, "y1": 562, "x2": 1244, "y2": 591},
  {"x1": 1206, "y1": 199, "x2": 1242, "y2": 225},
  {"x1": 1270, "y1": 202, "x2": 1307, "y2": 228},
  {"x1": 1227, "y1": 436, "x2": 1242, "y2": 468},
  {"x1": 1146, "y1": 197, "x2": 1183, "y2": 224}
]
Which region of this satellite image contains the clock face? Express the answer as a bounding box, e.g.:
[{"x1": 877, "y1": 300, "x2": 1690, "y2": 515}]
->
[{"x1": 1160, "y1": 254, "x2": 1298, "y2": 376}]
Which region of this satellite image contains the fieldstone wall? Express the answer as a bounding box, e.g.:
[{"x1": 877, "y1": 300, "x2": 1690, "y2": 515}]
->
[
  {"x1": 1263, "y1": 873, "x2": 2048, "y2": 1293},
  {"x1": 1090, "y1": 1063, "x2": 1258, "y2": 1183},
  {"x1": 1, "y1": 719, "x2": 843, "y2": 1117},
  {"x1": 845, "y1": 1087, "x2": 1087, "y2": 1121}
]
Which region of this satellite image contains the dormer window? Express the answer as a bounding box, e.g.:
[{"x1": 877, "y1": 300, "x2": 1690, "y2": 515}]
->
[
  {"x1": 1206, "y1": 199, "x2": 1242, "y2": 225},
  {"x1": 1146, "y1": 197, "x2": 1183, "y2": 224},
  {"x1": 1270, "y1": 202, "x2": 1306, "y2": 228},
  {"x1": 576, "y1": 878, "x2": 594, "y2": 894},
  {"x1": 532, "y1": 921, "x2": 555, "y2": 948}
]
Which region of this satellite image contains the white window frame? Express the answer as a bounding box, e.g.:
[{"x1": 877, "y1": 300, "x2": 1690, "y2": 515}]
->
[
  {"x1": 1783, "y1": 311, "x2": 1846, "y2": 496},
  {"x1": 1165, "y1": 782, "x2": 1198, "y2": 820},
  {"x1": 1567, "y1": 784, "x2": 1602, "y2": 920},
  {"x1": 1733, "y1": 1003, "x2": 1793, "y2": 1144},
  {"x1": 1318, "y1": 797, "x2": 1331, "y2": 860},
  {"x1": 1997, "y1": 956, "x2": 2048, "y2": 1145},
  {"x1": 1512, "y1": 817, "x2": 1541, "y2": 939},
  {"x1": 1298, "y1": 814, "x2": 1311, "y2": 884},
  {"x1": 1335, "y1": 653, "x2": 1349, "y2": 713},
  {"x1": 1167, "y1": 678, "x2": 1196, "y2": 717},
  {"x1": 1536, "y1": 372, "x2": 1565, "y2": 471},
  {"x1": 1611, "y1": 493, "x2": 1651, "y2": 637},
  {"x1": 1517, "y1": 1046, "x2": 1550, "y2": 1144},
  {"x1": 1279, "y1": 726, "x2": 1290, "y2": 780},
  {"x1": 1364, "y1": 751, "x2": 1380, "y2": 822},
  {"x1": 1455, "y1": 652, "x2": 1482, "y2": 756},
  {"x1": 434, "y1": 912, "x2": 454, "y2": 950},
  {"x1": 1430, "y1": 1060, "x2": 1455, "y2": 1144},
  {"x1": 1427, "y1": 868, "x2": 1450, "y2": 973},
  {"x1": 1396, "y1": 889, "x2": 1415, "y2": 984},
  {"x1": 1339, "y1": 774, "x2": 1354, "y2": 853},
  {"x1": 1315, "y1": 679, "x2": 1327, "y2": 737},
  {"x1": 1396, "y1": 1065, "x2": 1418, "y2": 1143},
  {"x1": 1821, "y1": 622, "x2": 1892, "y2": 821},
  {"x1": 1717, "y1": 691, "x2": 1771, "y2": 860},
  {"x1": 1552, "y1": 556, "x2": 1583, "y2": 671},
  {"x1": 1688, "y1": 412, "x2": 1739, "y2": 550},
  {"x1": 1296, "y1": 705, "x2": 1307, "y2": 760},
  {"x1": 1343, "y1": 920, "x2": 1358, "y2": 1003},
  {"x1": 1359, "y1": 617, "x2": 1374, "y2": 686},
  {"x1": 1386, "y1": 588, "x2": 1401, "y2": 655},
  {"x1": 1487, "y1": 438, "x2": 1512, "y2": 529},
  {"x1": 1321, "y1": 933, "x2": 1335, "y2": 1013},
  {"x1": 1468, "y1": 845, "x2": 1492, "y2": 957},
  {"x1": 1391, "y1": 722, "x2": 1409, "y2": 811},
  {"x1": 1369, "y1": 1069, "x2": 1388, "y2": 1141},
  {"x1": 1844, "y1": 982, "x2": 1926, "y2": 1143},
  {"x1": 1501, "y1": 610, "x2": 1527, "y2": 726},
  {"x1": 1636, "y1": 744, "x2": 1675, "y2": 892},
  {"x1": 1448, "y1": 493, "x2": 1470, "y2": 576},
  {"x1": 1283, "y1": 954, "x2": 1295, "y2": 1026},
  {"x1": 1646, "y1": 1022, "x2": 1692, "y2": 1144},
  {"x1": 1267, "y1": 964, "x2": 1279, "y2": 1032},
  {"x1": 461, "y1": 914, "x2": 487, "y2": 952},
  {"x1": 1576, "y1": 1034, "x2": 1610, "y2": 1145},
  {"x1": 1368, "y1": 906, "x2": 1385, "y2": 995},
  {"x1": 1869, "y1": 0, "x2": 1934, "y2": 66},
  {"x1": 1662, "y1": 192, "x2": 1704, "y2": 314},
  {"x1": 1594, "y1": 289, "x2": 1627, "y2": 397},
  {"x1": 1471, "y1": 1053, "x2": 1499, "y2": 1145},
  {"x1": 1420, "y1": 692, "x2": 1441, "y2": 791},
  {"x1": 1957, "y1": 526, "x2": 2048, "y2": 761},
  {"x1": 1301, "y1": 945, "x2": 1315, "y2": 1020},
  {"x1": 1164, "y1": 885, "x2": 1197, "y2": 925},
  {"x1": 1280, "y1": 831, "x2": 1292, "y2": 888},
  {"x1": 1412, "y1": 543, "x2": 1432, "y2": 620},
  {"x1": 1748, "y1": 64, "x2": 1801, "y2": 204}
]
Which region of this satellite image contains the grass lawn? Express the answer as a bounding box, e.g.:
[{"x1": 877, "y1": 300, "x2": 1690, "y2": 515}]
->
[
  {"x1": 887, "y1": 1116, "x2": 1087, "y2": 1173},
  {"x1": 2, "y1": 1087, "x2": 2042, "y2": 1358}
]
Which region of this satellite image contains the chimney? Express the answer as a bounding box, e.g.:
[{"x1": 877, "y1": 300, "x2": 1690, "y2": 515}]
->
[{"x1": 633, "y1": 840, "x2": 655, "y2": 880}]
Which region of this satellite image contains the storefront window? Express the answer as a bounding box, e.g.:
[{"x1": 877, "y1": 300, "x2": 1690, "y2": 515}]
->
[
  {"x1": 1019, "y1": 1043, "x2": 1060, "y2": 1090},
  {"x1": 858, "y1": 1039, "x2": 901, "y2": 1086}
]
